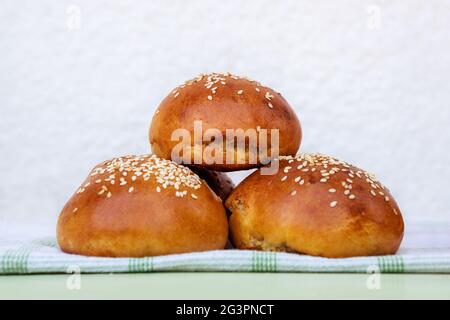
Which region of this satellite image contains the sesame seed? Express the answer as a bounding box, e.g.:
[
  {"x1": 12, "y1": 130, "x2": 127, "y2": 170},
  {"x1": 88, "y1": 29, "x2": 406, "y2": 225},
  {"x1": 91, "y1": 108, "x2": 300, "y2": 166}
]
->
[
  {"x1": 128, "y1": 187, "x2": 134, "y2": 193},
  {"x1": 107, "y1": 191, "x2": 112, "y2": 198},
  {"x1": 294, "y1": 177, "x2": 301, "y2": 182},
  {"x1": 330, "y1": 201, "x2": 338, "y2": 208},
  {"x1": 281, "y1": 176, "x2": 288, "y2": 181},
  {"x1": 279, "y1": 154, "x2": 389, "y2": 205},
  {"x1": 72, "y1": 208, "x2": 78, "y2": 213},
  {"x1": 191, "y1": 194, "x2": 198, "y2": 199},
  {"x1": 290, "y1": 190, "x2": 297, "y2": 196},
  {"x1": 174, "y1": 92, "x2": 179, "y2": 98},
  {"x1": 207, "y1": 95, "x2": 213, "y2": 101},
  {"x1": 89, "y1": 155, "x2": 203, "y2": 200},
  {"x1": 267, "y1": 102, "x2": 273, "y2": 109},
  {"x1": 255, "y1": 87, "x2": 260, "y2": 92},
  {"x1": 237, "y1": 90, "x2": 243, "y2": 95},
  {"x1": 265, "y1": 92, "x2": 274, "y2": 100},
  {"x1": 156, "y1": 186, "x2": 161, "y2": 192}
]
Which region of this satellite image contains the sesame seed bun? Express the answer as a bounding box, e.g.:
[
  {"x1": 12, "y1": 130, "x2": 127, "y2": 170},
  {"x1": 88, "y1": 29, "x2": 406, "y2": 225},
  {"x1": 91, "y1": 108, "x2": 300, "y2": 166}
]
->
[
  {"x1": 57, "y1": 155, "x2": 228, "y2": 257},
  {"x1": 189, "y1": 167, "x2": 235, "y2": 202},
  {"x1": 225, "y1": 154, "x2": 404, "y2": 258},
  {"x1": 149, "y1": 72, "x2": 302, "y2": 171}
]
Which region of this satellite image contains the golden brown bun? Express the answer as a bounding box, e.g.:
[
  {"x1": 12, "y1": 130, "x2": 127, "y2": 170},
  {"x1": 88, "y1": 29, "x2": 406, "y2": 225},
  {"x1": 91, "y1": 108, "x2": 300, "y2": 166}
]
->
[
  {"x1": 189, "y1": 167, "x2": 234, "y2": 202},
  {"x1": 57, "y1": 155, "x2": 228, "y2": 257},
  {"x1": 149, "y1": 72, "x2": 302, "y2": 171},
  {"x1": 226, "y1": 153, "x2": 404, "y2": 258}
]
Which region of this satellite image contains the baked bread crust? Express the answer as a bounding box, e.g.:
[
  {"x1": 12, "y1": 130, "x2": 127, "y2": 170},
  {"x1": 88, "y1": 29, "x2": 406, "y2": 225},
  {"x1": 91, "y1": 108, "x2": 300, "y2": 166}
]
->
[
  {"x1": 149, "y1": 72, "x2": 302, "y2": 171},
  {"x1": 226, "y1": 153, "x2": 404, "y2": 258},
  {"x1": 189, "y1": 167, "x2": 234, "y2": 202},
  {"x1": 57, "y1": 154, "x2": 228, "y2": 257}
]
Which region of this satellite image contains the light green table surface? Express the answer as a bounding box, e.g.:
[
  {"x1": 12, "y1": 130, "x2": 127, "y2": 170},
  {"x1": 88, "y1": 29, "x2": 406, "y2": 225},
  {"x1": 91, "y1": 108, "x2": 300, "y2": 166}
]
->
[{"x1": 1, "y1": 273, "x2": 449, "y2": 300}]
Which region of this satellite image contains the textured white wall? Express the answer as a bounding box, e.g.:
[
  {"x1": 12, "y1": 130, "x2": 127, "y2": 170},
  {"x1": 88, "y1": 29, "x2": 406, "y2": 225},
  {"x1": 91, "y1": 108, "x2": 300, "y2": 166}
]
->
[{"x1": 1, "y1": 0, "x2": 449, "y2": 229}]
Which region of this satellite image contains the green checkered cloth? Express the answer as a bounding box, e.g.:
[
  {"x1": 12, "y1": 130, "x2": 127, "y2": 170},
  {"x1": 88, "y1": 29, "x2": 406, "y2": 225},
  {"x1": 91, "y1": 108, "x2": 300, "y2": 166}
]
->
[{"x1": 1, "y1": 236, "x2": 449, "y2": 274}]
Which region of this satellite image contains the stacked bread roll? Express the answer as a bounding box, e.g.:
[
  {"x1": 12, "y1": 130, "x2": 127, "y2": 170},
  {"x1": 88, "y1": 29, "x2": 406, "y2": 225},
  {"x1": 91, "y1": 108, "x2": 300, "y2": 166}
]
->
[{"x1": 57, "y1": 72, "x2": 404, "y2": 258}]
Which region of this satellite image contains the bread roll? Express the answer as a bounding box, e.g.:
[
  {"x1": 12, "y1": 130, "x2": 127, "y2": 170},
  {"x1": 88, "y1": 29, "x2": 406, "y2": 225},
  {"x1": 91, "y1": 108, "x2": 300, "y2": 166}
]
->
[
  {"x1": 57, "y1": 154, "x2": 228, "y2": 257},
  {"x1": 149, "y1": 72, "x2": 302, "y2": 171},
  {"x1": 189, "y1": 167, "x2": 234, "y2": 202},
  {"x1": 226, "y1": 153, "x2": 404, "y2": 258}
]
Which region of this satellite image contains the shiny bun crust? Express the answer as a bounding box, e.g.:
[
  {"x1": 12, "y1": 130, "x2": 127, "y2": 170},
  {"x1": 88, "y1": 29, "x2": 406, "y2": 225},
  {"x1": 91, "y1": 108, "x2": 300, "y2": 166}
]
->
[
  {"x1": 57, "y1": 155, "x2": 228, "y2": 257},
  {"x1": 226, "y1": 154, "x2": 404, "y2": 258},
  {"x1": 189, "y1": 167, "x2": 235, "y2": 202},
  {"x1": 149, "y1": 72, "x2": 302, "y2": 171}
]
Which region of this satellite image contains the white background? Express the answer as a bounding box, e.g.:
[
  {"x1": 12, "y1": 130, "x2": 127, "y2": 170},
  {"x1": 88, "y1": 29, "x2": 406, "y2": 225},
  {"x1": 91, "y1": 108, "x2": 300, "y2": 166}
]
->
[{"x1": 1, "y1": 0, "x2": 449, "y2": 232}]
